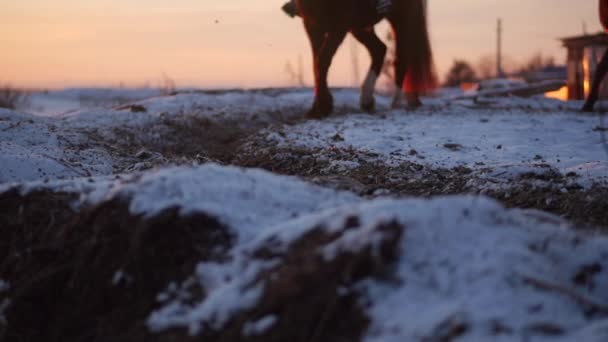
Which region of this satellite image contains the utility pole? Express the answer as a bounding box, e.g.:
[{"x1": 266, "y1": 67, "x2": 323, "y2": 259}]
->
[{"x1": 496, "y1": 18, "x2": 503, "y2": 78}]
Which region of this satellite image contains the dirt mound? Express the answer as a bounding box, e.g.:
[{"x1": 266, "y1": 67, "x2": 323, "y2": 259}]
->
[
  {"x1": 203, "y1": 218, "x2": 403, "y2": 342},
  {"x1": 0, "y1": 189, "x2": 233, "y2": 342},
  {"x1": 0, "y1": 187, "x2": 404, "y2": 342}
]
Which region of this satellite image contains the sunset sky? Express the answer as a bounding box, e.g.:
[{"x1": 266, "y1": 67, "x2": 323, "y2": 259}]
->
[{"x1": 0, "y1": 0, "x2": 601, "y2": 89}]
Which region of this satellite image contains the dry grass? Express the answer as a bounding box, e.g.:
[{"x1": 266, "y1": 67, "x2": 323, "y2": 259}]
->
[{"x1": 0, "y1": 85, "x2": 29, "y2": 109}]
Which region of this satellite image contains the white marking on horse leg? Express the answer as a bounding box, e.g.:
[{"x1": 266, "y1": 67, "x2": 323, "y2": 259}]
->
[
  {"x1": 391, "y1": 90, "x2": 403, "y2": 109},
  {"x1": 361, "y1": 70, "x2": 378, "y2": 106}
]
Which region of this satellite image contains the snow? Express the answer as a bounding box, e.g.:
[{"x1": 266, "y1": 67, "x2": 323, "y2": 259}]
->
[
  {"x1": 142, "y1": 181, "x2": 608, "y2": 340},
  {"x1": 25, "y1": 88, "x2": 163, "y2": 116},
  {"x1": 1, "y1": 89, "x2": 316, "y2": 183},
  {"x1": 4, "y1": 88, "x2": 605, "y2": 189},
  {"x1": 357, "y1": 198, "x2": 608, "y2": 341},
  {"x1": 2, "y1": 159, "x2": 607, "y2": 340},
  {"x1": 2, "y1": 88, "x2": 608, "y2": 340},
  {"x1": 112, "y1": 164, "x2": 360, "y2": 241},
  {"x1": 263, "y1": 95, "x2": 608, "y2": 187},
  {"x1": 242, "y1": 315, "x2": 278, "y2": 336},
  {"x1": 4, "y1": 164, "x2": 360, "y2": 242},
  {"x1": 0, "y1": 108, "x2": 113, "y2": 183}
]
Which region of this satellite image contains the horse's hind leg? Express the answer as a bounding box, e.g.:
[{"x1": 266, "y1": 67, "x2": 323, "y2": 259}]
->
[
  {"x1": 305, "y1": 24, "x2": 346, "y2": 119},
  {"x1": 583, "y1": 49, "x2": 608, "y2": 112},
  {"x1": 352, "y1": 28, "x2": 387, "y2": 112}
]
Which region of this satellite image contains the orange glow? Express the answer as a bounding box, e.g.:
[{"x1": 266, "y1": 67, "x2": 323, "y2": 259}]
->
[
  {"x1": 0, "y1": 1, "x2": 602, "y2": 89},
  {"x1": 460, "y1": 82, "x2": 478, "y2": 91},
  {"x1": 582, "y1": 58, "x2": 591, "y2": 98},
  {"x1": 545, "y1": 86, "x2": 568, "y2": 101}
]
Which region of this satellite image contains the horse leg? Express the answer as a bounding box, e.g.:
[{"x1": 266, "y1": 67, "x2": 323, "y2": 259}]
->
[
  {"x1": 388, "y1": 0, "x2": 436, "y2": 109},
  {"x1": 583, "y1": 49, "x2": 608, "y2": 112},
  {"x1": 352, "y1": 28, "x2": 387, "y2": 112},
  {"x1": 305, "y1": 24, "x2": 346, "y2": 118},
  {"x1": 388, "y1": 24, "x2": 407, "y2": 109}
]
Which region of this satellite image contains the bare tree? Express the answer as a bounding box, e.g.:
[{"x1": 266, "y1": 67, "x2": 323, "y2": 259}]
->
[
  {"x1": 518, "y1": 52, "x2": 556, "y2": 74},
  {"x1": 160, "y1": 73, "x2": 177, "y2": 96},
  {"x1": 476, "y1": 54, "x2": 520, "y2": 79},
  {"x1": 284, "y1": 54, "x2": 305, "y2": 87},
  {"x1": 444, "y1": 60, "x2": 477, "y2": 87},
  {"x1": 476, "y1": 55, "x2": 496, "y2": 80}
]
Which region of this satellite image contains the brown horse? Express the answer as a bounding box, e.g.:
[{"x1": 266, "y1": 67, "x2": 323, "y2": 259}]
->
[
  {"x1": 583, "y1": 0, "x2": 608, "y2": 111},
  {"x1": 293, "y1": 0, "x2": 437, "y2": 118}
]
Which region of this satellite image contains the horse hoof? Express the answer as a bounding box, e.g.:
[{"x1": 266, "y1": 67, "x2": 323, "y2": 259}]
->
[
  {"x1": 406, "y1": 93, "x2": 423, "y2": 109},
  {"x1": 306, "y1": 99, "x2": 333, "y2": 119},
  {"x1": 406, "y1": 100, "x2": 423, "y2": 109},
  {"x1": 306, "y1": 107, "x2": 331, "y2": 120},
  {"x1": 360, "y1": 97, "x2": 375, "y2": 113}
]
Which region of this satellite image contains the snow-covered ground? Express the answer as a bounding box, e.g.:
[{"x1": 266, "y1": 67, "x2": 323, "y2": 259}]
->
[
  {"x1": 262, "y1": 97, "x2": 608, "y2": 188},
  {"x1": 3, "y1": 88, "x2": 606, "y2": 186},
  {"x1": 1, "y1": 89, "x2": 307, "y2": 182},
  {"x1": 0, "y1": 108, "x2": 113, "y2": 182},
  {"x1": 1, "y1": 88, "x2": 608, "y2": 341},
  {"x1": 3, "y1": 164, "x2": 607, "y2": 341},
  {"x1": 25, "y1": 88, "x2": 163, "y2": 116}
]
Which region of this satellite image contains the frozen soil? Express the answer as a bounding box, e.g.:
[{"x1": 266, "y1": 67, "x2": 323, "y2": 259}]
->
[
  {"x1": 234, "y1": 142, "x2": 608, "y2": 231},
  {"x1": 1, "y1": 89, "x2": 608, "y2": 342},
  {"x1": 0, "y1": 189, "x2": 234, "y2": 342},
  {"x1": 1, "y1": 167, "x2": 607, "y2": 342},
  {"x1": 72, "y1": 99, "x2": 607, "y2": 231},
  {"x1": 0, "y1": 167, "x2": 394, "y2": 342}
]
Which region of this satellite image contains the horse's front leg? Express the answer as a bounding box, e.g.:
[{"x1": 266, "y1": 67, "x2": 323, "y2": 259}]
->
[
  {"x1": 305, "y1": 24, "x2": 346, "y2": 119},
  {"x1": 352, "y1": 28, "x2": 387, "y2": 112}
]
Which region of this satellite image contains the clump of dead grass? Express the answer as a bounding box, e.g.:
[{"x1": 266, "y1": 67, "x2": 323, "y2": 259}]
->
[{"x1": 0, "y1": 84, "x2": 29, "y2": 110}]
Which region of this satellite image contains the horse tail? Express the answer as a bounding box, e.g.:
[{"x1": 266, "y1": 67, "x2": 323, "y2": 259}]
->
[
  {"x1": 397, "y1": 0, "x2": 437, "y2": 93},
  {"x1": 601, "y1": 0, "x2": 608, "y2": 31}
]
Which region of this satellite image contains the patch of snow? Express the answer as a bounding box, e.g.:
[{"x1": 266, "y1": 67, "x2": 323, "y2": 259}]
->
[
  {"x1": 114, "y1": 165, "x2": 360, "y2": 241},
  {"x1": 242, "y1": 315, "x2": 278, "y2": 336},
  {"x1": 0, "y1": 108, "x2": 114, "y2": 183},
  {"x1": 357, "y1": 197, "x2": 608, "y2": 342},
  {"x1": 265, "y1": 98, "x2": 608, "y2": 187},
  {"x1": 3, "y1": 164, "x2": 360, "y2": 242},
  {"x1": 112, "y1": 270, "x2": 133, "y2": 286},
  {"x1": 26, "y1": 88, "x2": 163, "y2": 116},
  {"x1": 148, "y1": 259, "x2": 269, "y2": 335},
  {"x1": 4, "y1": 161, "x2": 607, "y2": 339},
  {"x1": 139, "y1": 176, "x2": 608, "y2": 340}
]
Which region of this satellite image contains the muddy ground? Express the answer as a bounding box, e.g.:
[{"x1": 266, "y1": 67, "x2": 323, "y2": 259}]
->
[{"x1": 83, "y1": 111, "x2": 608, "y2": 231}]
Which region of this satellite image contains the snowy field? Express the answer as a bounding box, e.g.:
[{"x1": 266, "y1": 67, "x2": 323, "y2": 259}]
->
[
  {"x1": 3, "y1": 88, "x2": 607, "y2": 185},
  {"x1": 1, "y1": 88, "x2": 607, "y2": 341}
]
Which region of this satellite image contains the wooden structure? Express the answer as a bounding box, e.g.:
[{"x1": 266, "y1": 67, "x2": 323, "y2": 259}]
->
[{"x1": 561, "y1": 33, "x2": 608, "y2": 100}]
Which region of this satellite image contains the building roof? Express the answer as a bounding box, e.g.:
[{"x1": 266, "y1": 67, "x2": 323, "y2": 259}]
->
[{"x1": 561, "y1": 32, "x2": 608, "y2": 48}]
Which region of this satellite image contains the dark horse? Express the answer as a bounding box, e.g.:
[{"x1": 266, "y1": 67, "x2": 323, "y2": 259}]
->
[
  {"x1": 583, "y1": 0, "x2": 608, "y2": 111},
  {"x1": 289, "y1": 0, "x2": 437, "y2": 118}
]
